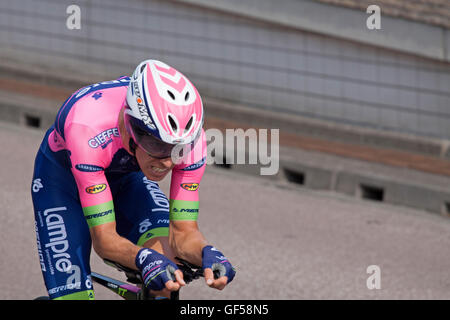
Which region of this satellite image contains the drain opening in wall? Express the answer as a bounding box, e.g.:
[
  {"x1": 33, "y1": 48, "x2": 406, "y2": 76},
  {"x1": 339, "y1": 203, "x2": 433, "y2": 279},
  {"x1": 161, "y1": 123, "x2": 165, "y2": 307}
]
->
[
  {"x1": 24, "y1": 114, "x2": 41, "y2": 128},
  {"x1": 360, "y1": 184, "x2": 384, "y2": 202},
  {"x1": 284, "y1": 168, "x2": 305, "y2": 185}
]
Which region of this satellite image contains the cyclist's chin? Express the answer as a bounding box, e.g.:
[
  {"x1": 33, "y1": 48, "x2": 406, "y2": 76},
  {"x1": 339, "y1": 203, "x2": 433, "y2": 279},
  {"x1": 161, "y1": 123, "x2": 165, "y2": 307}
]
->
[{"x1": 142, "y1": 166, "x2": 170, "y2": 181}]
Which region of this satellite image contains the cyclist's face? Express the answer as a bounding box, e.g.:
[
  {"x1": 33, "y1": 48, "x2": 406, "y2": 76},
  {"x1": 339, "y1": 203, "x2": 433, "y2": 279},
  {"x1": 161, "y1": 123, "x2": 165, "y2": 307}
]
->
[
  {"x1": 119, "y1": 106, "x2": 174, "y2": 181},
  {"x1": 135, "y1": 145, "x2": 174, "y2": 181}
]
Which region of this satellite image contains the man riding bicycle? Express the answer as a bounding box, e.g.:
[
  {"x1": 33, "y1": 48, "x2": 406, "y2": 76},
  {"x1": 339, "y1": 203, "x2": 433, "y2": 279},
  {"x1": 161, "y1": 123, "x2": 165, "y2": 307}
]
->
[{"x1": 31, "y1": 59, "x2": 236, "y2": 300}]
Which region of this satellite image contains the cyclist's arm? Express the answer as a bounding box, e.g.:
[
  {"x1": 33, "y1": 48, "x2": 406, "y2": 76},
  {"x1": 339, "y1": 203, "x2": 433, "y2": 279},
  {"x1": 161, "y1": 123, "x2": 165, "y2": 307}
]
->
[
  {"x1": 65, "y1": 122, "x2": 141, "y2": 269},
  {"x1": 89, "y1": 222, "x2": 141, "y2": 269},
  {"x1": 169, "y1": 129, "x2": 208, "y2": 266},
  {"x1": 170, "y1": 220, "x2": 207, "y2": 267}
]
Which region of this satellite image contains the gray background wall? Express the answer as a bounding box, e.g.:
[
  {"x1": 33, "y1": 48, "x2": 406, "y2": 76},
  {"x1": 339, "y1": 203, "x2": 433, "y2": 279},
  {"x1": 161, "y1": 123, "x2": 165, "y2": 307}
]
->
[{"x1": 1, "y1": 0, "x2": 449, "y2": 139}]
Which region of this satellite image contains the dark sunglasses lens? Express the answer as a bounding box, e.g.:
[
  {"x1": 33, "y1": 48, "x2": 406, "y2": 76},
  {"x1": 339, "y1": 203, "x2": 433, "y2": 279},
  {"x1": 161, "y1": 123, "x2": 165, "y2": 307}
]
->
[{"x1": 134, "y1": 129, "x2": 175, "y2": 158}]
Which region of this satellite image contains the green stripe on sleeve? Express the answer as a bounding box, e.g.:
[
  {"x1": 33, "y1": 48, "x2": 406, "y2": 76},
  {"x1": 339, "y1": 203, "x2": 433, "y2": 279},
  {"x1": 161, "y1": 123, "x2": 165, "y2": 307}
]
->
[
  {"x1": 169, "y1": 199, "x2": 199, "y2": 221},
  {"x1": 82, "y1": 201, "x2": 115, "y2": 228},
  {"x1": 53, "y1": 290, "x2": 95, "y2": 300},
  {"x1": 137, "y1": 227, "x2": 170, "y2": 246}
]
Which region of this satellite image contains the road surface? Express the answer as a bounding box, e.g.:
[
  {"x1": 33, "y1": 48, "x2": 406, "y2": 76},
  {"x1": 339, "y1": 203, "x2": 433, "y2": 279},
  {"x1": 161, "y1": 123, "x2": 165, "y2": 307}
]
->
[{"x1": 1, "y1": 122, "x2": 450, "y2": 300}]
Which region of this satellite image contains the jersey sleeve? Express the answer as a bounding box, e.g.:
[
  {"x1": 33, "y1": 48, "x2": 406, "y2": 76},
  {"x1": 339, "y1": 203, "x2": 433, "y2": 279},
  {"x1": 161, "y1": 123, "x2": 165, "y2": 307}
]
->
[
  {"x1": 169, "y1": 129, "x2": 207, "y2": 221},
  {"x1": 65, "y1": 122, "x2": 115, "y2": 228}
]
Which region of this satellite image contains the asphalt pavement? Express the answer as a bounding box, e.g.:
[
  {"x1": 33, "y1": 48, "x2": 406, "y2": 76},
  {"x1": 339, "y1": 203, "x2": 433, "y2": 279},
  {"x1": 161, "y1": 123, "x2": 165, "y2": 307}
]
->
[{"x1": 1, "y1": 121, "x2": 450, "y2": 300}]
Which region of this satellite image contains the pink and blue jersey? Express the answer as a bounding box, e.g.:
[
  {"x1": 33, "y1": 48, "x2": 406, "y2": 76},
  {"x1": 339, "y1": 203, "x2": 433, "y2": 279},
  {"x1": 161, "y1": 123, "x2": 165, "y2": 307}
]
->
[{"x1": 44, "y1": 76, "x2": 206, "y2": 228}]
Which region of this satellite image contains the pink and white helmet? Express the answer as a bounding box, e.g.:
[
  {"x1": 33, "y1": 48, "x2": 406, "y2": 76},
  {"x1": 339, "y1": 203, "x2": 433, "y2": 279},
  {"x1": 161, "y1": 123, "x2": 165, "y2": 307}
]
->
[{"x1": 124, "y1": 59, "x2": 204, "y2": 158}]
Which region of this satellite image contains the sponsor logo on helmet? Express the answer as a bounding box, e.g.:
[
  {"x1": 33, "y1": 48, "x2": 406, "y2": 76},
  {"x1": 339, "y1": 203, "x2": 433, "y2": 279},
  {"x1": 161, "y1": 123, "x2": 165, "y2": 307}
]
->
[
  {"x1": 180, "y1": 183, "x2": 199, "y2": 191},
  {"x1": 132, "y1": 81, "x2": 156, "y2": 130},
  {"x1": 85, "y1": 184, "x2": 107, "y2": 194}
]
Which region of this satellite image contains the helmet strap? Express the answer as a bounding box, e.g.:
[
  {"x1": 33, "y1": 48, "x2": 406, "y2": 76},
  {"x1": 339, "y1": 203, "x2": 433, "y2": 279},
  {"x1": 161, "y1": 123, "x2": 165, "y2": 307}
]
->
[{"x1": 128, "y1": 138, "x2": 137, "y2": 156}]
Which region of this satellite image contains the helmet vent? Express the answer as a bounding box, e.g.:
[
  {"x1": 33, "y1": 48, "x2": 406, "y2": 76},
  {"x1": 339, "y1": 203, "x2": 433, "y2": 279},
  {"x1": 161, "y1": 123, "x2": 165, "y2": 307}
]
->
[
  {"x1": 184, "y1": 91, "x2": 190, "y2": 101},
  {"x1": 140, "y1": 64, "x2": 146, "y2": 74},
  {"x1": 168, "y1": 115, "x2": 178, "y2": 133},
  {"x1": 167, "y1": 90, "x2": 175, "y2": 100},
  {"x1": 184, "y1": 116, "x2": 194, "y2": 134}
]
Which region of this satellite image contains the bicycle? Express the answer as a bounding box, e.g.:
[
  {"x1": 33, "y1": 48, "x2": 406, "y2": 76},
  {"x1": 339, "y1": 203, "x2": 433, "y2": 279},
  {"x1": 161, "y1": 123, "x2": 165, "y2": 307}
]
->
[{"x1": 35, "y1": 257, "x2": 216, "y2": 300}]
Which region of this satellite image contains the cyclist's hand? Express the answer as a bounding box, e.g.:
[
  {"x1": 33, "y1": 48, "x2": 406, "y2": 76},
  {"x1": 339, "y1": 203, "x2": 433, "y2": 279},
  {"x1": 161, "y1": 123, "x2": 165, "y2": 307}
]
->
[
  {"x1": 202, "y1": 245, "x2": 236, "y2": 290},
  {"x1": 135, "y1": 248, "x2": 185, "y2": 292}
]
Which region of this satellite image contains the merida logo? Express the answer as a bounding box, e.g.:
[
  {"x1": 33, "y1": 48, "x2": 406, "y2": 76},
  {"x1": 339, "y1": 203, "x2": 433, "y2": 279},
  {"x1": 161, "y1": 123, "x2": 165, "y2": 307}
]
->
[
  {"x1": 85, "y1": 209, "x2": 113, "y2": 220},
  {"x1": 172, "y1": 208, "x2": 198, "y2": 213}
]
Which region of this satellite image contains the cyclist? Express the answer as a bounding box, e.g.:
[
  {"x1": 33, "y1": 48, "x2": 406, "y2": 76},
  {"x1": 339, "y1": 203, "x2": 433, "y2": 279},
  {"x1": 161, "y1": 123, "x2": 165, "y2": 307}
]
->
[{"x1": 31, "y1": 59, "x2": 236, "y2": 300}]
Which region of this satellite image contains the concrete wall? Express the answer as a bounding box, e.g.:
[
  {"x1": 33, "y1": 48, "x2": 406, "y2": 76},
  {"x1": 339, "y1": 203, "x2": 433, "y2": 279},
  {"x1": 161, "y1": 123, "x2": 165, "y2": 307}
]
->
[
  {"x1": 1, "y1": 0, "x2": 449, "y2": 139},
  {"x1": 176, "y1": 0, "x2": 450, "y2": 62}
]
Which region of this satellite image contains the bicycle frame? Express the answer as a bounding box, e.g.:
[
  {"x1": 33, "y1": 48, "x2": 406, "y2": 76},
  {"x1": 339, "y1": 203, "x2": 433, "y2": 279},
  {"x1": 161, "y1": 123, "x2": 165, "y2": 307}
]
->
[{"x1": 90, "y1": 271, "x2": 152, "y2": 300}]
